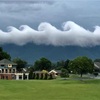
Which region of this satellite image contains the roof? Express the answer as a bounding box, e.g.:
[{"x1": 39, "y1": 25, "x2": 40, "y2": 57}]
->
[
  {"x1": 49, "y1": 70, "x2": 57, "y2": 74},
  {"x1": 94, "y1": 62, "x2": 100, "y2": 69},
  {"x1": 0, "y1": 59, "x2": 17, "y2": 65}
]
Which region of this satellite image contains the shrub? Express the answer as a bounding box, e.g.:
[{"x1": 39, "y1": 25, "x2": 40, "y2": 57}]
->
[
  {"x1": 23, "y1": 73, "x2": 26, "y2": 80},
  {"x1": 60, "y1": 68, "x2": 69, "y2": 78},
  {"x1": 49, "y1": 74, "x2": 53, "y2": 79},
  {"x1": 40, "y1": 73, "x2": 43, "y2": 79},
  {"x1": 94, "y1": 72, "x2": 98, "y2": 77},
  {"x1": 33, "y1": 73, "x2": 36, "y2": 79},
  {"x1": 44, "y1": 73, "x2": 48, "y2": 80},
  {"x1": 36, "y1": 73, "x2": 39, "y2": 79},
  {"x1": 29, "y1": 71, "x2": 33, "y2": 79}
]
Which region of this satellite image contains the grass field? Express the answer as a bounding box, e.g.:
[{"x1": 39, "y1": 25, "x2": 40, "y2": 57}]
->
[{"x1": 0, "y1": 79, "x2": 100, "y2": 100}]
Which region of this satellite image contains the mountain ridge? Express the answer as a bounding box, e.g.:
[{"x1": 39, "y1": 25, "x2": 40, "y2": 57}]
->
[{"x1": 1, "y1": 43, "x2": 100, "y2": 64}]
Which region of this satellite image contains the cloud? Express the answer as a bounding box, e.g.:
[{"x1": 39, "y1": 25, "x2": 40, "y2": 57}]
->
[
  {"x1": 0, "y1": 0, "x2": 55, "y2": 22},
  {"x1": 0, "y1": 0, "x2": 99, "y2": 23},
  {"x1": 0, "y1": 21, "x2": 100, "y2": 47},
  {"x1": 0, "y1": 0, "x2": 100, "y2": 30}
]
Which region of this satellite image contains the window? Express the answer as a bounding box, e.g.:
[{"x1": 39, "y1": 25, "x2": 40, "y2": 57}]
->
[
  {"x1": 2, "y1": 69, "x2": 4, "y2": 73},
  {"x1": 19, "y1": 75, "x2": 22, "y2": 79},
  {"x1": 9, "y1": 69, "x2": 11, "y2": 73},
  {"x1": 12, "y1": 69, "x2": 15, "y2": 73},
  {"x1": 1, "y1": 65, "x2": 4, "y2": 67}
]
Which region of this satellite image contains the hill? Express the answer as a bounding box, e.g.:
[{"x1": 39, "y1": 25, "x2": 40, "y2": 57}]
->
[{"x1": 1, "y1": 43, "x2": 100, "y2": 64}]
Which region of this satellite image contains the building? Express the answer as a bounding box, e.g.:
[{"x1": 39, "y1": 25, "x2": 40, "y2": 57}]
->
[
  {"x1": 49, "y1": 70, "x2": 61, "y2": 76},
  {"x1": 0, "y1": 59, "x2": 29, "y2": 80}
]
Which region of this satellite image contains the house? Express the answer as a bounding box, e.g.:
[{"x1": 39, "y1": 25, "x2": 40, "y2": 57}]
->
[
  {"x1": 49, "y1": 70, "x2": 58, "y2": 78},
  {"x1": 49, "y1": 70, "x2": 61, "y2": 75},
  {"x1": 0, "y1": 59, "x2": 29, "y2": 80},
  {"x1": 55, "y1": 70, "x2": 61, "y2": 75}
]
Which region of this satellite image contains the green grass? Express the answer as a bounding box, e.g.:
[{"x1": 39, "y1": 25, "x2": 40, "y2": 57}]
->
[{"x1": 0, "y1": 79, "x2": 100, "y2": 100}]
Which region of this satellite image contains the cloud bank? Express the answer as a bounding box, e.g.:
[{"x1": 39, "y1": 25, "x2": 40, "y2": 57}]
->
[{"x1": 0, "y1": 21, "x2": 100, "y2": 47}]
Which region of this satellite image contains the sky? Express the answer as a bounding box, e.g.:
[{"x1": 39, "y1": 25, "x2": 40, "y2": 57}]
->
[
  {"x1": 0, "y1": 0, "x2": 100, "y2": 28},
  {"x1": 1, "y1": 0, "x2": 100, "y2": 63}
]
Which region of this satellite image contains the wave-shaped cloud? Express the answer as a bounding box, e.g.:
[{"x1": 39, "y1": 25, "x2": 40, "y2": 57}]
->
[{"x1": 0, "y1": 21, "x2": 100, "y2": 47}]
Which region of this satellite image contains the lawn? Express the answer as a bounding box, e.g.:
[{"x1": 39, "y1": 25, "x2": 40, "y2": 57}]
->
[{"x1": 0, "y1": 79, "x2": 100, "y2": 100}]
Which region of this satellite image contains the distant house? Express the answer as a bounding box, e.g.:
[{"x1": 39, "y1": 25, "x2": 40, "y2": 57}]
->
[
  {"x1": 55, "y1": 70, "x2": 61, "y2": 75},
  {"x1": 49, "y1": 70, "x2": 61, "y2": 75},
  {"x1": 49, "y1": 70, "x2": 59, "y2": 78},
  {"x1": 0, "y1": 59, "x2": 29, "y2": 80}
]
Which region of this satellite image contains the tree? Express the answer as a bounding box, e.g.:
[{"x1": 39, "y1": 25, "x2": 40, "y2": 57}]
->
[
  {"x1": 29, "y1": 71, "x2": 33, "y2": 79},
  {"x1": 34, "y1": 57, "x2": 52, "y2": 71},
  {"x1": 44, "y1": 73, "x2": 48, "y2": 80},
  {"x1": 64, "y1": 59, "x2": 70, "y2": 71},
  {"x1": 13, "y1": 58, "x2": 27, "y2": 72},
  {"x1": 56, "y1": 60, "x2": 65, "y2": 70},
  {"x1": 55, "y1": 59, "x2": 70, "y2": 70},
  {"x1": 29, "y1": 67, "x2": 34, "y2": 79},
  {"x1": 60, "y1": 68, "x2": 69, "y2": 78},
  {"x1": 0, "y1": 47, "x2": 11, "y2": 60},
  {"x1": 49, "y1": 74, "x2": 53, "y2": 79},
  {"x1": 51, "y1": 63, "x2": 57, "y2": 70},
  {"x1": 40, "y1": 73, "x2": 43, "y2": 79},
  {"x1": 35, "y1": 73, "x2": 39, "y2": 79},
  {"x1": 23, "y1": 73, "x2": 26, "y2": 80},
  {"x1": 68, "y1": 56, "x2": 94, "y2": 77}
]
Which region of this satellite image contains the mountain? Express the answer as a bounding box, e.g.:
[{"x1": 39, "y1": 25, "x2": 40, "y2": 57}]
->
[{"x1": 1, "y1": 43, "x2": 100, "y2": 64}]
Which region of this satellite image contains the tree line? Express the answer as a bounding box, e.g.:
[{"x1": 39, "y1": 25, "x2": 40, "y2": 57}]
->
[
  {"x1": 33, "y1": 57, "x2": 94, "y2": 77},
  {"x1": 0, "y1": 47, "x2": 99, "y2": 78}
]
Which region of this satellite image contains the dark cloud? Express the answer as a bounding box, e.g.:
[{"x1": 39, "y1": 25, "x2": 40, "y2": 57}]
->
[{"x1": 0, "y1": 0, "x2": 100, "y2": 27}]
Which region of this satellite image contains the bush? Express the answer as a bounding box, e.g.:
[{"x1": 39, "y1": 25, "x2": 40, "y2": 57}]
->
[
  {"x1": 23, "y1": 73, "x2": 26, "y2": 80},
  {"x1": 29, "y1": 71, "x2": 33, "y2": 79},
  {"x1": 33, "y1": 73, "x2": 36, "y2": 79},
  {"x1": 44, "y1": 73, "x2": 48, "y2": 80},
  {"x1": 49, "y1": 74, "x2": 53, "y2": 79},
  {"x1": 40, "y1": 73, "x2": 43, "y2": 79},
  {"x1": 35, "y1": 73, "x2": 39, "y2": 79},
  {"x1": 94, "y1": 72, "x2": 98, "y2": 77},
  {"x1": 60, "y1": 68, "x2": 69, "y2": 78}
]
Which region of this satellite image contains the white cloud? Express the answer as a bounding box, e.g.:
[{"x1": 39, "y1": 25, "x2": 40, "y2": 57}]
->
[{"x1": 0, "y1": 21, "x2": 100, "y2": 47}]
